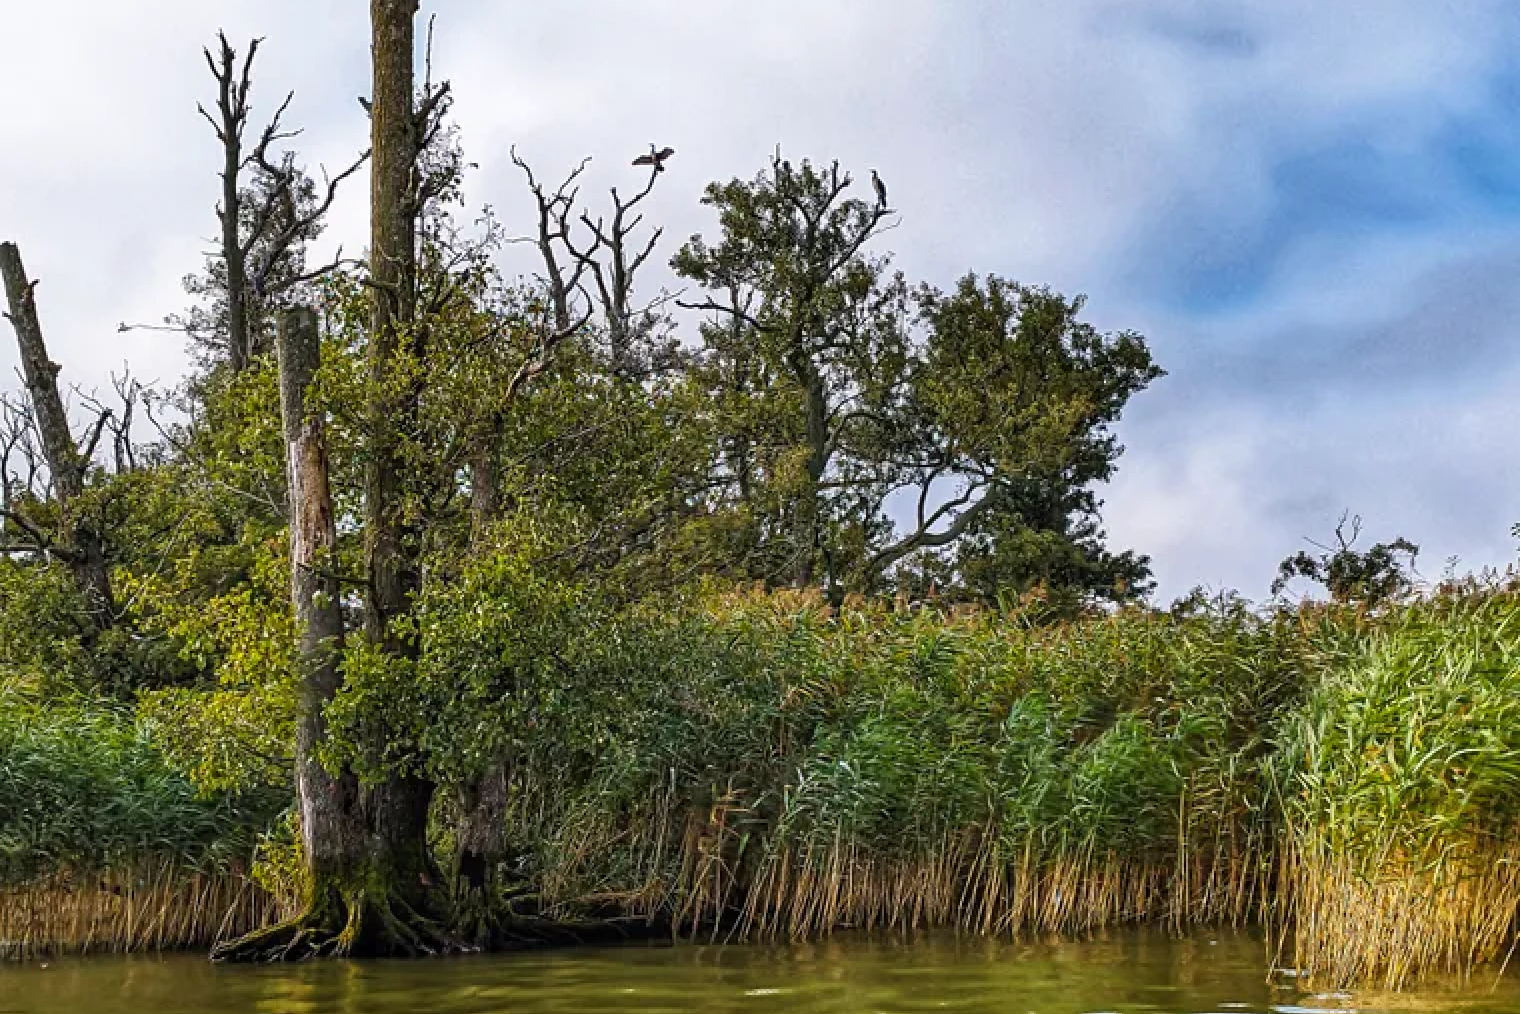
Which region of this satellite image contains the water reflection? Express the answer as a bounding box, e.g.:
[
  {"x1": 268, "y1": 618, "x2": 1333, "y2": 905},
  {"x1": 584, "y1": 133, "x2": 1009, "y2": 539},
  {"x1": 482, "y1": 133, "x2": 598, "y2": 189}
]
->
[{"x1": 1, "y1": 929, "x2": 1517, "y2": 1014}]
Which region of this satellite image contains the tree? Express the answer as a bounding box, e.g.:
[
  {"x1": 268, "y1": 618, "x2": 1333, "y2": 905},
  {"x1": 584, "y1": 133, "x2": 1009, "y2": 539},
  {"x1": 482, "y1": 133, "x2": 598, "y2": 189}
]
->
[
  {"x1": 177, "y1": 33, "x2": 365, "y2": 372},
  {"x1": 674, "y1": 155, "x2": 1161, "y2": 605},
  {"x1": 0, "y1": 242, "x2": 115, "y2": 624},
  {"x1": 1272, "y1": 513, "x2": 1419, "y2": 608},
  {"x1": 910, "y1": 480, "x2": 1155, "y2": 615},
  {"x1": 877, "y1": 276, "x2": 1161, "y2": 611},
  {"x1": 675, "y1": 153, "x2": 897, "y2": 593},
  {"x1": 212, "y1": 0, "x2": 458, "y2": 960}
]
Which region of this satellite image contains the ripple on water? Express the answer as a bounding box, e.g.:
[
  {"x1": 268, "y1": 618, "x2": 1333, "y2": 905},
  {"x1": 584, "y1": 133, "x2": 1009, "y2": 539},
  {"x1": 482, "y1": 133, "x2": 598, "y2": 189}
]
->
[{"x1": 1, "y1": 929, "x2": 1519, "y2": 1014}]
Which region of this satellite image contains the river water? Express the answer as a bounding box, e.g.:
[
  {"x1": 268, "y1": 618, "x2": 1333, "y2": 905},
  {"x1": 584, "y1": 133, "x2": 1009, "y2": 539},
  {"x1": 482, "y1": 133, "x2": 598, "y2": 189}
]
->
[{"x1": 2, "y1": 930, "x2": 1518, "y2": 1013}]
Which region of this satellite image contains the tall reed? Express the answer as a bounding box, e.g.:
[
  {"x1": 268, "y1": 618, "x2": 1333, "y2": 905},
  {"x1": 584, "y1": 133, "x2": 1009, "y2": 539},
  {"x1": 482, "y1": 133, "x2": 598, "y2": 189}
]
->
[
  {"x1": 1277, "y1": 590, "x2": 1520, "y2": 988},
  {"x1": 512, "y1": 592, "x2": 1318, "y2": 949},
  {"x1": 0, "y1": 688, "x2": 287, "y2": 957}
]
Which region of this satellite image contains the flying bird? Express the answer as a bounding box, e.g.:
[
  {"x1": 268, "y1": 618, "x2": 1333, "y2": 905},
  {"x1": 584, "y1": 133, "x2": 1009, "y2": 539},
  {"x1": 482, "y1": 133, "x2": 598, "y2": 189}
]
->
[
  {"x1": 871, "y1": 169, "x2": 888, "y2": 209},
  {"x1": 632, "y1": 144, "x2": 675, "y2": 172}
]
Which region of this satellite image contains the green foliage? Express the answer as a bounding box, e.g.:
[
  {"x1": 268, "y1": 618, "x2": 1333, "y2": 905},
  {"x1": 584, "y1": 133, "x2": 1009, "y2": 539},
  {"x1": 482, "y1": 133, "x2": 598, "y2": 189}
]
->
[
  {"x1": 674, "y1": 159, "x2": 1161, "y2": 604},
  {"x1": 1283, "y1": 589, "x2": 1520, "y2": 857},
  {"x1": 1272, "y1": 512, "x2": 1420, "y2": 608},
  {"x1": 0, "y1": 560, "x2": 93, "y2": 691},
  {"x1": 0, "y1": 688, "x2": 280, "y2": 884}
]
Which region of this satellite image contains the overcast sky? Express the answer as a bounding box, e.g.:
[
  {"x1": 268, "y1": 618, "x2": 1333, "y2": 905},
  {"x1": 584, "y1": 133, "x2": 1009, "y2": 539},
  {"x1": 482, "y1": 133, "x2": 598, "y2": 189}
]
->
[{"x1": 3, "y1": 1, "x2": 1518, "y2": 603}]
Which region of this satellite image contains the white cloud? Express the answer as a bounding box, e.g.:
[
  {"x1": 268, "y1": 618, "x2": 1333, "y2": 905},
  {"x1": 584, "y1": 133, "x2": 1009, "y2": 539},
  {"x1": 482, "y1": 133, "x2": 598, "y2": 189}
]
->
[{"x1": 2, "y1": 1, "x2": 1517, "y2": 599}]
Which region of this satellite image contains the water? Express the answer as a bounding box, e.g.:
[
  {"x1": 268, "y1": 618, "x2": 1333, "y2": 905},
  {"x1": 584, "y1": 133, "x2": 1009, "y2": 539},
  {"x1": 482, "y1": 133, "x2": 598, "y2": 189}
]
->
[{"x1": 1, "y1": 930, "x2": 1518, "y2": 1014}]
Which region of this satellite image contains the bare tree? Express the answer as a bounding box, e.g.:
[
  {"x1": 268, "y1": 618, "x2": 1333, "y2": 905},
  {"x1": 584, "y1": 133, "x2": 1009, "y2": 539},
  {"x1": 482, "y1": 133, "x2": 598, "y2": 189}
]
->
[
  {"x1": 567, "y1": 163, "x2": 667, "y2": 372},
  {"x1": 195, "y1": 32, "x2": 367, "y2": 371},
  {"x1": 510, "y1": 150, "x2": 676, "y2": 376},
  {"x1": 508, "y1": 147, "x2": 592, "y2": 332},
  {"x1": 0, "y1": 394, "x2": 43, "y2": 553},
  {"x1": 0, "y1": 242, "x2": 114, "y2": 622}
]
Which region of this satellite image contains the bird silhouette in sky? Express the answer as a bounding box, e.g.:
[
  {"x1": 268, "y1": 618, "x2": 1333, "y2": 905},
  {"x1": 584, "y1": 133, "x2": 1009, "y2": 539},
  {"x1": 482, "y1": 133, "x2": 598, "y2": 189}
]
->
[
  {"x1": 632, "y1": 144, "x2": 675, "y2": 172},
  {"x1": 871, "y1": 169, "x2": 888, "y2": 209}
]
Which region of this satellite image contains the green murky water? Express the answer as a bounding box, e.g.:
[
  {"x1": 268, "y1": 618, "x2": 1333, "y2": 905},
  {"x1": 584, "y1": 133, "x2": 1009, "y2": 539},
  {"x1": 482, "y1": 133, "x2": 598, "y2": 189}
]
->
[{"x1": 2, "y1": 930, "x2": 1518, "y2": 1013}]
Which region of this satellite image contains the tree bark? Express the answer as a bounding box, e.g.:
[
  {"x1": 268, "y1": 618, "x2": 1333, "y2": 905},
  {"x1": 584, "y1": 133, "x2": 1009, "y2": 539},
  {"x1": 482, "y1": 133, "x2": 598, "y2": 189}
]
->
[
  {"x1": 468, "y1": 430, "x2": 500, "y2": 547},
  {"x1": 364, "y1": 0, "x2": 421, "y2": 646},
  {"x1": 214, "y1": 308, "x2": 452, "y2": 960},
  {"x1": 789, "y1": 356, "x2": 829, "y2": 590},
  {"x1": 0, "y1": 241, "x2": 114, "y2": 622},
  {"x1": 363, "y1": 0, "x2": 440, "y2": 914},
  {"x1": 276, "y1": 305, "x2": 366, "y2": 924}
]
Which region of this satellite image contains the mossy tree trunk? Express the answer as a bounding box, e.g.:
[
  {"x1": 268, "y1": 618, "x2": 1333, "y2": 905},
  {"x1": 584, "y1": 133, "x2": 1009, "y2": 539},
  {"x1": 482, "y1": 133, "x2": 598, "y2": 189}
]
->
[
  {"x1": 213, "y1": 308, "x2": 451, "y2": 960},
  {"x1": 361, "y1": 0, "x2": 449, "y2": 931}
]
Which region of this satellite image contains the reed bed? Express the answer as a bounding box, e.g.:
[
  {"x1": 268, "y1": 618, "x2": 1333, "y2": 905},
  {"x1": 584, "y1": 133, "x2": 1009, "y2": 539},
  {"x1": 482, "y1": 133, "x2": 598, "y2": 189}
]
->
[
  {"x1": 509, "y1": 588, "x2": 1520, "y2": 986},
  {"x1": 0, "y1": 862, "x2": 286, "y2": 959},
  {"x1": 512, "y1": 591, "x2": 1313, "y2": 950},
  {"x1": 1276, "y1": 589, "x2": 1520, "y2": 988},
  {"x1": 12, "y1": 584, "x2": 1520, "y2": 986},
  {"x1": 0, "y1": 688, "x2": 287, "y2": 958}
]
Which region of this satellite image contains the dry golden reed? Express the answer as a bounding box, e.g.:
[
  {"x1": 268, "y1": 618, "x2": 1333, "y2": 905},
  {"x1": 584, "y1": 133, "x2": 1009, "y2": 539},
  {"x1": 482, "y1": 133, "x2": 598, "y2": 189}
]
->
[{"x1": 0, "y1": 862, "x2": 290, "y2": 959}]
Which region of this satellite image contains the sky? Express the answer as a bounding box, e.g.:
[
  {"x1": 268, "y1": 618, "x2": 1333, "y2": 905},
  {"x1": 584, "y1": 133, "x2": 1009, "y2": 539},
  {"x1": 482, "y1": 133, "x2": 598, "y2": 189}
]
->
[{"x1": 2, "y1": 1, "x2": 1518, "y2": 603}]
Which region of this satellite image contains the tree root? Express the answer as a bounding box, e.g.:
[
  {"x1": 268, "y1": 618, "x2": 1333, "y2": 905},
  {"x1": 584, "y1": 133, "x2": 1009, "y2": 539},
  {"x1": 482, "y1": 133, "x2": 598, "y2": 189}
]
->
[
  {"x1": 214, "y1": 879, "x2": 671, "y2": 962},
  {"x1": 212, "y1": 888, "x2": 462, "y2": 962}
]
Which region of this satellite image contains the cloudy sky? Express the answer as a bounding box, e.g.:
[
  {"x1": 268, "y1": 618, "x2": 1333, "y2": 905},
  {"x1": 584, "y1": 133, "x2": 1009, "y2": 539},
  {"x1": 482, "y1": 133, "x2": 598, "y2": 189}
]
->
[{"x1": 3, "y1": 1, "x2": 1518, "y2": 602}]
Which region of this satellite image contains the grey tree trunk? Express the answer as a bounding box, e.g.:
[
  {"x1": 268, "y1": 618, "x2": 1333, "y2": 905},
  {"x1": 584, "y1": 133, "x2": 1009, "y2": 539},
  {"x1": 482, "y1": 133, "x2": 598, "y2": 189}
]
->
[
  {"x1": 0, "y1": 241, "x2": 114, "y2": 622},
  {"x1": 275, "y1": 306, "x2": 366, "y2": 886}
]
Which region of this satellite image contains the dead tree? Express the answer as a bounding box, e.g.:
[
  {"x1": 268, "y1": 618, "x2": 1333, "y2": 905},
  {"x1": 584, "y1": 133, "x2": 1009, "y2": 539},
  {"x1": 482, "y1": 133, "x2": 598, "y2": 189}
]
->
[
  {"x1": 197, "y1": 32, "x2": 366, "y2": 371},
  {"x1": 568, "y1": 165, "x2": 666, "y2": 371},
  {"x1": 275, "y1": 306, "x2": 359, "y2": 953},
  {"x1": 508, "y1": 148, "x2": 593, "y2": 332},
  {"x1": 511, "y1": 151, "x2": 673, "y2": 376},
  {"x1": 0, "y1": 394, "x2": 43, "y2": 553},
  {"x1": 0, "y1": 242, "x2": 114, "y2": 622}
]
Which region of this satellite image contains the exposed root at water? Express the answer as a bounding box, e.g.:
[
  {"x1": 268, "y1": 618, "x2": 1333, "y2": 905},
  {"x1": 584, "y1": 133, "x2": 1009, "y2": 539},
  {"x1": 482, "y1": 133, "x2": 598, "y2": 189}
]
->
[{"x1": 211, "y1": 886, "x2": 459, "y2": 962}]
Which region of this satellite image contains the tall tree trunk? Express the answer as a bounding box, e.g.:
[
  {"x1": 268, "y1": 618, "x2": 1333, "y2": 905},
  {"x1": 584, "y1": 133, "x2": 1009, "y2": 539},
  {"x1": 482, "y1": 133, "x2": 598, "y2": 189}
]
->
[
  {"x1": 360, "y1": 0, "x2": 447, "y2": 943},
  {"x1": 0, "y1": 241, "x2": 114, "y2": 623},
  {"x1": 274, "y1": 305, "x2": 365, "y2": 939},
  {"x1": 214, "y1": 308, "x2": 452, "y2": 960},
  {"x1": 218, "y1": 110, "x2": 251, "y2": 373},
  {"x1": 364, "y1": 0, "x2": 420, "y2": 647}
]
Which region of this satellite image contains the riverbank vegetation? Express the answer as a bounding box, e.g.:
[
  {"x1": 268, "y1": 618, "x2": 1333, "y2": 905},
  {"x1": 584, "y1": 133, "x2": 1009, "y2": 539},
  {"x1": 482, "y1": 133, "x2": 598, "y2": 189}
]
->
[{"x1": 1, "y1": 1, "x2": 1514, "y2": 992}]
